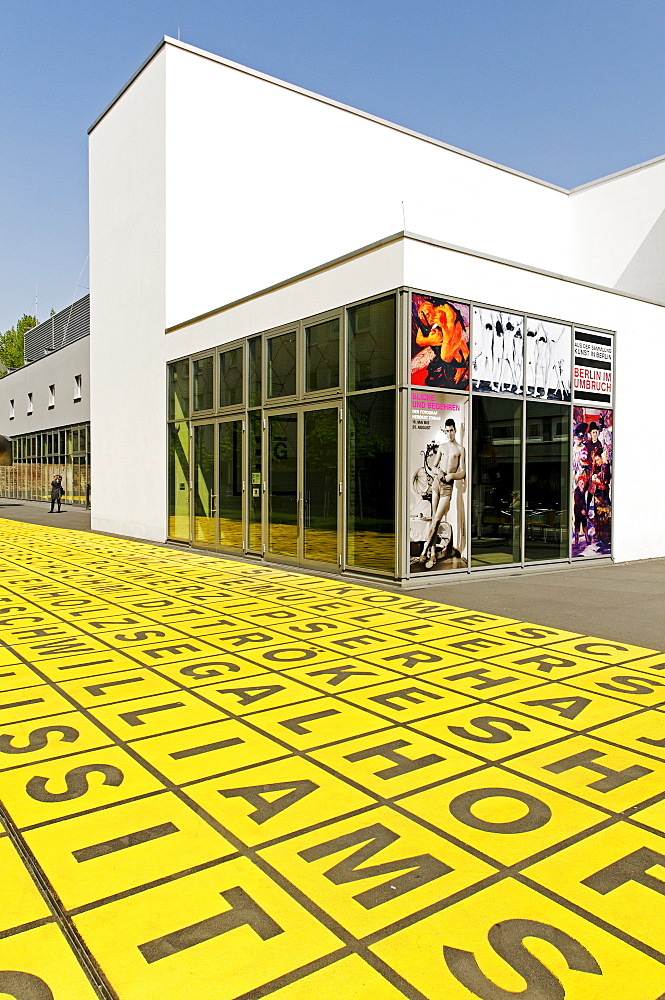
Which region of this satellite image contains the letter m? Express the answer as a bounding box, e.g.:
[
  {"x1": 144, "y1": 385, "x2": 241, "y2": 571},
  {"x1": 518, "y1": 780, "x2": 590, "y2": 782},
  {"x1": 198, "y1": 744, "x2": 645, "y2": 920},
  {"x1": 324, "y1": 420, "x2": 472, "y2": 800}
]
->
[{"x1": 298, "y1": 822, "x2": 451, "y2": 909}]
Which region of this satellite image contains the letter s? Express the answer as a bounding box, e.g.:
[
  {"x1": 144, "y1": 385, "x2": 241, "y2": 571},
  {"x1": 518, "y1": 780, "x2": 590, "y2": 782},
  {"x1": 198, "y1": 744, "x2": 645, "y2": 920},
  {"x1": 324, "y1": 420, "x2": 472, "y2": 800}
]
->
[
  {"x1": 0, "y1": 726, "x2": 79, "y2": 755},
  {"x1": 26, "y1": 764, "x2": 124, "y2": 802},
  {"x1": 443, "y1": 918, "x2": 601, "y2": 999}
]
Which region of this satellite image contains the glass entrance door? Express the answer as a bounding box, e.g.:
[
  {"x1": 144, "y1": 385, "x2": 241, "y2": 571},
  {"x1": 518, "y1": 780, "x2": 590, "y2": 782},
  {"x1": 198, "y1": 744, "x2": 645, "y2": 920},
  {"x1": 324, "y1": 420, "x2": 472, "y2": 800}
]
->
[
  {"x1": 267, "y1": 405, "x2": 340, "y2": 568},
  {"x1": 193, "y1": 423, "x2": 216, "y2": 547},
  {"x1": 192, "y1": 419, "x2": 244, "y2": 551}
]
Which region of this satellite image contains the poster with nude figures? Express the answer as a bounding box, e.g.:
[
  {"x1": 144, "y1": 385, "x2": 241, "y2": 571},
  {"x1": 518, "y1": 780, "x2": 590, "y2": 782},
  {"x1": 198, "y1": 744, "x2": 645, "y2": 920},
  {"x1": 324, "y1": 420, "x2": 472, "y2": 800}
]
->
[
  {"x1": 472, "y1": 308, "x2": 524, "y2": 394},
  {"x1": 410, "y1": 390, "x2": 468, "y2": 572},
  {"x1": 572, "y1": 406, "x2": 612, "y2": 558},
  {"x1": 411, "y1": 293, "x2": 470, "y2": 390},
  {"x1": 525, "y1": 318, "x2": 571, "y2": 401}
]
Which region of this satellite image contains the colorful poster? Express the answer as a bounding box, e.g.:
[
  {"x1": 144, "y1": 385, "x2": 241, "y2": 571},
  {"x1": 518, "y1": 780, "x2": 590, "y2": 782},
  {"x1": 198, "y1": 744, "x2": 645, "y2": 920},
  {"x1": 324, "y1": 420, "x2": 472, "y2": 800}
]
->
[
  {"x1": 525, "y1": 319, "x2": 571, "y2": 400},
  {"x1": 572, "y1": 406, "x2": 612, "y2": 558},
  {"x1": 472, "y1": 308, "x2": 524, "y2": 394},
  {"x1": 411, "y1": 294, "x2": 470, "y2": 390},
  {"x1": 410, "y1": 390, "x2": 468, "y2": 572},
  {"x1": 574, "y1": 329, "x2": 613, "y2": 405}
]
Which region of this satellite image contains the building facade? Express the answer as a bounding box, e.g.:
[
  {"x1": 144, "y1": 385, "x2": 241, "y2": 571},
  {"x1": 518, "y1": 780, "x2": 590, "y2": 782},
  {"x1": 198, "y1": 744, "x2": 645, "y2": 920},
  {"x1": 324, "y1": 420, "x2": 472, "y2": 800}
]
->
[
  {"x1": 81, "y1": 38, "x2": 664, "y2": 579},
  {"x1": 0, "y1": 298, "x2": 90, "y2": 505}
]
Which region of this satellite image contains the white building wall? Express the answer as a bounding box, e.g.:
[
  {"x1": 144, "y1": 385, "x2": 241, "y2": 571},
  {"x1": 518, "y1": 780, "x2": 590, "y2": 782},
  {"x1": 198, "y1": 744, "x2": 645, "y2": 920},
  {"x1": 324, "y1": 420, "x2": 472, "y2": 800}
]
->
[
  {"x1": 0, "y1": 337, "x2": 90, "y2": 438},
  {"x1": 89, "y1": 51, "x2": 167, "y2": 541},
  {"x1": 569, "y1": 157, "x2": 665, "y2": 302},
  {"x1": 164, "y1": 40, "x2": 571, "y2": 331},
  {"x1": 166, "y1": 239, "x2": 404, "y2": 360},
  {"x1": 404, "y1": 237, "x2": 665, "y2": 564}
]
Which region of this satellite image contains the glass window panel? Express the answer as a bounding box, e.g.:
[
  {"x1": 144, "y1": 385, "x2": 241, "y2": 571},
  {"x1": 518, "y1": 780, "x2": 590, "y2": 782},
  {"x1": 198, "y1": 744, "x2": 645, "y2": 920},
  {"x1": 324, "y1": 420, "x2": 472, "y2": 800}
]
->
[
  {"x1": 168, "y1": 360, "x2": 190, "y2": 419},
  {"x1": 248, "y1": 337, "x2": 262, "y2": 408},
  {"x1": 471, "y1": 396, "x2": 522, "y2": 566},
  {"x1": 248, "y1": 410, "x2": 262, "y2": 552},
  {"x1": 219, "y1": 347, "x2": 244, "y2": 408},
  {"x1": 218, "y1": 420, "x2": 243, "y2": 549},
  {"x1": 267, "y1": 331, "x2": 297, "y2": 398},
  {"x1": 306, "y1": 318, "x2": 339, "y2": 392},
  {"x1": 348, "y1": 296, "x2": 396, "y2": 392},
  {"x1": 525, "y1": 402, "x2": 570, "y2": 562},
  {"x1": 72, "y1": 429, "x2": 79, "y2": 453},
  {"x1": 193, "y1": 356, "x2": 214, "y2": 412},
  {"x1": 168, "y1": 422, "x2": 190, "y2": 541},
  {"x1": 347, "y1": 391, "x2": 395, "y2": 572}
]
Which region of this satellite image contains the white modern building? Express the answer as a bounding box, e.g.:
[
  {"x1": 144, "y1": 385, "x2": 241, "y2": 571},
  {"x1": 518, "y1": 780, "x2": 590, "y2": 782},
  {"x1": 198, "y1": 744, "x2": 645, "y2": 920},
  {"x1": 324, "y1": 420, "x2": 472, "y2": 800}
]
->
[
  {"x1": 0, "y1": 296, "x2": 90, "y2": 504},
  {"x1": 35, "y1": 37, "x2": 665, "y2": 578}
]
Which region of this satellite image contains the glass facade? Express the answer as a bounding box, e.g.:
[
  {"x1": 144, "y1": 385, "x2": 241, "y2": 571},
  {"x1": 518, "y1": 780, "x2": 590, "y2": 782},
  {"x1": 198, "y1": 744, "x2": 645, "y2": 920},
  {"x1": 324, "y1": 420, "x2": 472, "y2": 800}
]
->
[
  {"x1": 166, "y1": 287, "x2": 612, "y2": 580},
  {"x1": 0, "y1": 423, "x2": 91, "y2": 506}
]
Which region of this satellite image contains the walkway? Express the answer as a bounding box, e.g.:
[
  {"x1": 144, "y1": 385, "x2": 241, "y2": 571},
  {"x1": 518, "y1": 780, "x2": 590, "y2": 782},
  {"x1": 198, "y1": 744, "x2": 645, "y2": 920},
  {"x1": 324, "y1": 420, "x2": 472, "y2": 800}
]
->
[{"x1": 0, "y1": 520, "x2": 664, "y2": 998}]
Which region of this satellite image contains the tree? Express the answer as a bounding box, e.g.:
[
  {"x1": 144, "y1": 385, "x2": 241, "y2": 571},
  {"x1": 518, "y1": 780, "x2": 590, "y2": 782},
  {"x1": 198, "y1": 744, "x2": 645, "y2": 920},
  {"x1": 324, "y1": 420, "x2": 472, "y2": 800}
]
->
[{"x1": 0, "y1": 314, "x2": 36, "y2": 374}]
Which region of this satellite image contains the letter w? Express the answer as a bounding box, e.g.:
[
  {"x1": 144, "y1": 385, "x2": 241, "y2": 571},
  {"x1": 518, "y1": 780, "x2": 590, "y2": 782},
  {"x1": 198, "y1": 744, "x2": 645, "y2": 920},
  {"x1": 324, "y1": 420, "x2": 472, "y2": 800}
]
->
[{"x1": 298, "y1": 822, "x2": 451, "y2": 909}]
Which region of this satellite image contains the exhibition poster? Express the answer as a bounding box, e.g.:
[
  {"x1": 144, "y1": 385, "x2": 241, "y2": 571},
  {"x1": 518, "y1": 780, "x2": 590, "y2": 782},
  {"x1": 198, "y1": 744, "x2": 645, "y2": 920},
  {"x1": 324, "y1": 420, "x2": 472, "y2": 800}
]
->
[
  {"x1": 525, "y1": 318, "x2": 571, "y2": 401},
  {"x1": 572, "y1": 406, "x2": 612, "y2": 558},
  {"x1": 472, "y1": 307, "x2": 524, "y2": 395},
  {"x1": 411, "y1": 294, "x2": 470, "y2": 390},
  {"x1": 574, "y1": 329, "x2": 613, "y2": 405},
  {"x1": 410, "y1": 390, "x2": 468, "y2": 572}
]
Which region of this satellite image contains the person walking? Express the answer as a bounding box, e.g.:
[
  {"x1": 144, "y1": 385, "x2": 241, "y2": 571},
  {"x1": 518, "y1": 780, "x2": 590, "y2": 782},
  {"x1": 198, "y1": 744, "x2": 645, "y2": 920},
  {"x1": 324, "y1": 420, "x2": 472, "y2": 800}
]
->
[{"x1": 49, "y1": 475, "x2": 64, "y2": 513}]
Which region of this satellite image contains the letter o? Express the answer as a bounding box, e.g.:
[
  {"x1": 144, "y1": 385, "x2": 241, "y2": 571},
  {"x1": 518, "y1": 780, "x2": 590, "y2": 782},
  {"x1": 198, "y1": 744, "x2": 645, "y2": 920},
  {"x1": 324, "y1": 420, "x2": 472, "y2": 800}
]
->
[{"x1": 449, "y1": 786, "x2": 552, "y2": 834}]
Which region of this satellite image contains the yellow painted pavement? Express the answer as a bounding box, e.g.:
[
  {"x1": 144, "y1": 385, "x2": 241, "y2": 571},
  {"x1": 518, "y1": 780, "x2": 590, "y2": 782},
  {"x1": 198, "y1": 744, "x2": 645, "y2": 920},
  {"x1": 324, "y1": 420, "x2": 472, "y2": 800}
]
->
[{"x1": 0, "y1": 521, "x2": 663, "y2": 998}]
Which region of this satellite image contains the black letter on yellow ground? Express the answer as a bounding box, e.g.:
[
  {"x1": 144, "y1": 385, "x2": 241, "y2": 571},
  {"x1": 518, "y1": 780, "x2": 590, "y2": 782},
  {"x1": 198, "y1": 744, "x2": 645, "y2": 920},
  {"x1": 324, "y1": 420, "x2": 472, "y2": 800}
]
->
[
  {"x1": 298, "y1": 822, "x2": 451, "y2": 908},
  {"x1": 138, "y1": 886, "x2": 283, "y2": 963},
  {"x1": 344, "y1": 740, "x2": 444, "y2": 779},
  {"x1": 26, "y1": 764, "x2": 124, "y2": 802},
  {"x1": 583, "y1": 846, "x2": 665, "y2": 895},
  {"x1": 219, "y1": 780, "x2": 318, "y2": 823},
  {"x1": 543, "y1": 748, "x2": 652, "y2": 791},
  {"x1": 0, "y1": 725, "x2": 79, "y2": 754},
  {"x1": 0, "y1": 971, "x2": 54, "y2": 999},
  {"x1": 448, "y1": 716, "x2": 529, "y2": 743},
  {"x1": 443, "y1": 918, "x2": 601, "y2": 998},
  {"x1": 449, "y1": 788, "x2": 551, "y2": 833}
]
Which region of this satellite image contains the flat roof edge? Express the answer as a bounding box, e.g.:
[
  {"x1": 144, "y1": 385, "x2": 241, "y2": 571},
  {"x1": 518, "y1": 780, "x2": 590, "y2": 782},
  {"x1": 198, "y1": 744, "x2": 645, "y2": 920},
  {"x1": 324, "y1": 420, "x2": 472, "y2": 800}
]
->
[
  {"x1": 166, "y1": 230, "x2": 665, "y2": 335},
  {"x1": 88, "y1": 37, "x2": 168, "y2": 134},
  {"x1": 89, "y1": 36, "x2": 568, "y2": 192},
  {"x1": 570, "y1": 152, "x2": 665, "y2": 193}
]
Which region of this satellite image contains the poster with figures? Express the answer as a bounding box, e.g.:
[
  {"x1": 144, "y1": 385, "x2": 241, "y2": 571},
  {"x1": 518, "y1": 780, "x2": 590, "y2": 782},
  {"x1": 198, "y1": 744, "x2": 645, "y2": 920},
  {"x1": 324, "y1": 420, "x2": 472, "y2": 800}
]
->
[
  {"x1": 410, "y1": 390, "x2": 468, "y2": 572},
  {"x1": 572, "y1": 406, "x2": 612, "y2": 558},
  {"x1": 411, "y1": 293, "x2": 470, "y2": 390},
  {"x1": 472, "y1": 308, "x2": 524, "y2": 394},
  {"x1": 525, "y1": 318, "x2": 571, "y2": 400}
]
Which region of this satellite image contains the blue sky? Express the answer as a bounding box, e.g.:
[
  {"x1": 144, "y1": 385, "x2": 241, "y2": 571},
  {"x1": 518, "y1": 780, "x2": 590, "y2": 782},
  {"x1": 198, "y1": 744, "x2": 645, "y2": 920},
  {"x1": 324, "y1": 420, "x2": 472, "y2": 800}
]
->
[{"x1": 1, "y1": 0, "x2": 664, "y2": 332}]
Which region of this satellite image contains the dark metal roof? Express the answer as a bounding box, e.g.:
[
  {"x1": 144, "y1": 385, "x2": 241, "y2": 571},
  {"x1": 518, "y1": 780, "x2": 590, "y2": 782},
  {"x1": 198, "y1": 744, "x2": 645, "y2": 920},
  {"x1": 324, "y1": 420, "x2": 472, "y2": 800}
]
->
[{"x1": 24, "y1": 295, "x2": 89, "y2": 362}]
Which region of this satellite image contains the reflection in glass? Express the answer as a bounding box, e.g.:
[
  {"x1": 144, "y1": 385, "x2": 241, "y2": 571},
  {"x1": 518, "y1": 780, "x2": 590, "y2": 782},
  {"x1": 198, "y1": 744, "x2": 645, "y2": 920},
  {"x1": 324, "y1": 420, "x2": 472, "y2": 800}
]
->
[
  {"x1": 267, "y1": 332, "x2": 297, "y2": 398},
  {"x1": 193, "y1": 423, "x2": 215, "y2": 544},
  {"x1": 304, "y1": 409, "x2": 338, "y2": 564},
  {"x1": 218, "y1": 421, "x2": 243, "y2": 548},
  {"x1": 193, "y1": 357, "x2": 214, "y2": 411},
  {"x1": 347, "y1": 392, "x2": 395, "y2": 572},
  {"x1": 168, "y1": 360, "x2": 190, "y2": 419},
  {"x1": 268, "y1": 413, "x2": 298, "y2": 556},
  {"x1": 524, "y1": 402, "x2": 570, "y2": 561},
  {"x1": 348, "y1": 296, "x2": 396, "y2": 391},
  {"x1": 248, "y1": 410, "x2": 262, "y2": 551},
  {"x1": 248, "y1": 337, "x2": 262, "y2": 407},
  {"x1": 471, "y1": 397, "x2": 522, "y2": 566},
  {"x1": 219, "y1": 348, "x2": 244, "y2": 408},
  {"x1": 306, "y1": 319, "x2": 339, "y2": 392}
]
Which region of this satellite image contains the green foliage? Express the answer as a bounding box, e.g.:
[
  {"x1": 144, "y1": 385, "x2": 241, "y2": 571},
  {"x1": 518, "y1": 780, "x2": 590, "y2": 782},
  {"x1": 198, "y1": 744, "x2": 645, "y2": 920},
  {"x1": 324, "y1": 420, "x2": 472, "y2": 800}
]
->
[{"x1": 0, "y1": 314, "x2": 36, "y2": 374}]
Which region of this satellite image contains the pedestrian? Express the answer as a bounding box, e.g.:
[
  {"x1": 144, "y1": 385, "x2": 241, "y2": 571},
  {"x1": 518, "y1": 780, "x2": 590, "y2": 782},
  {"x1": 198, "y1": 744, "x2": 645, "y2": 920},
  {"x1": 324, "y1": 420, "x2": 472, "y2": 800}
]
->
[{"x1": 50, "y1": 475, "x2": 64, "y2": 513}]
